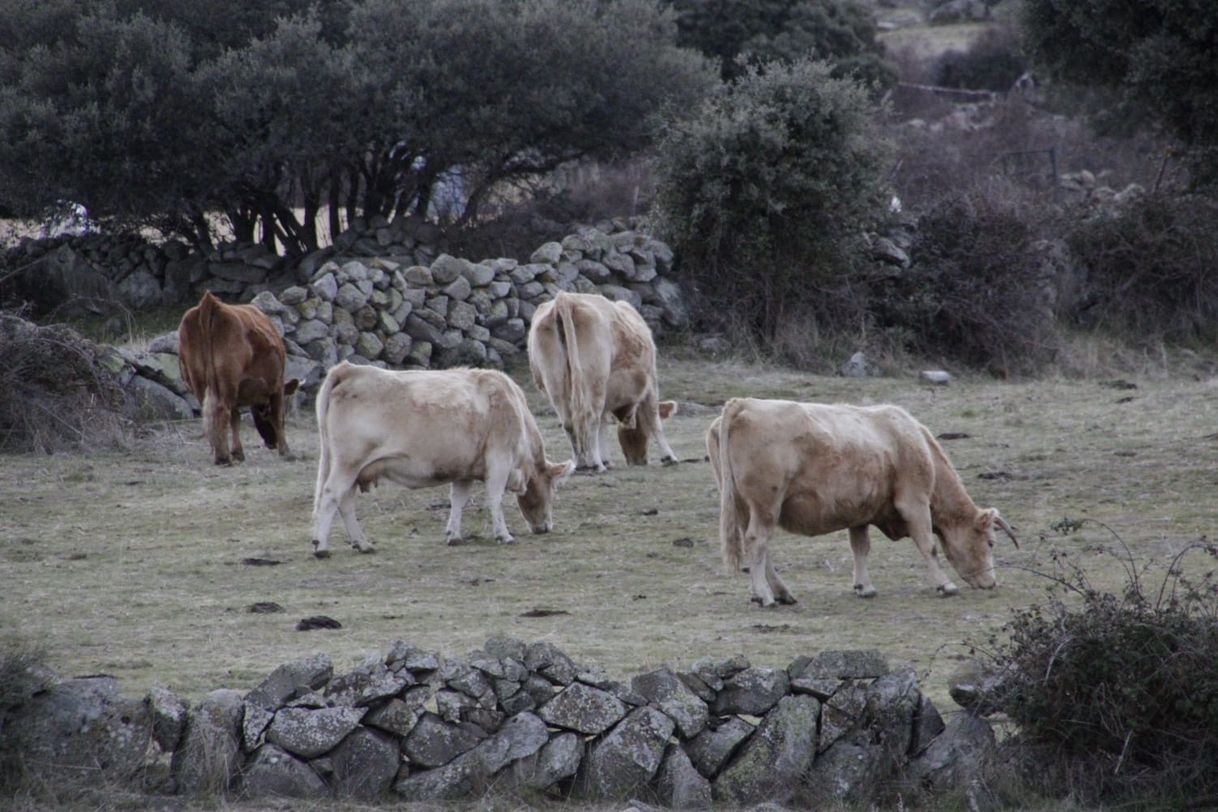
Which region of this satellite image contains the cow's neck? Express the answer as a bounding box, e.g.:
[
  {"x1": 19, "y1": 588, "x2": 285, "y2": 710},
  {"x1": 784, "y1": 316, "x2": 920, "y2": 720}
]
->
[{"x1": 928, "y1": 441, "x2": 977, "y2": 525}]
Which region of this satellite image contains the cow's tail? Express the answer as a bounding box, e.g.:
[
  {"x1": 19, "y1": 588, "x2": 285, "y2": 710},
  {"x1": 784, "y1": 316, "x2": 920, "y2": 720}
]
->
[
  {"x1": 196, "y1": 292, "x2": 224, "y2": 444},
  {"x1": 718, "y1": 398, "x2": 746, "y2": 574},
  {"x1": 312, "y1": 361, "x2": 351, "y2": 516},
  {"x1": 554, "y1": 293, "x2": 591, "y2": 443}
]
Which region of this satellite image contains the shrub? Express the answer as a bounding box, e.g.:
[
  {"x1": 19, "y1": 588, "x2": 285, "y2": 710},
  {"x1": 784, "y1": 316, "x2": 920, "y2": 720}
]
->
[
  {"x1": 0, "y1": 637, "x2": 53, "y2": 793},
  {"x1": 0, "y1": 312, "x2": 127, "y2": 452},
  {"x1": 874, "y1": 181, "x2": 1059, "y2": 375},
  {"x1": 933, "y1": 26, "x2": 1027, "y2": 92},
  {"x1": 653, "y1": 57, "x2": 889, "y2": 343},
  {"x1": 1064, "y1": 193, "x2": 1218, "y2": 344},
  {"x1": 986, "y1": 523, "x2": 1218, "y2": 804}
]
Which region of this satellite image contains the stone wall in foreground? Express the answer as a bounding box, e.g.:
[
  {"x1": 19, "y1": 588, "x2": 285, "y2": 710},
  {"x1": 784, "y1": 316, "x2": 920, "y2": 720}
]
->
[{"x1": 5, "y1": 638, "x2": 996, "y2": 808}]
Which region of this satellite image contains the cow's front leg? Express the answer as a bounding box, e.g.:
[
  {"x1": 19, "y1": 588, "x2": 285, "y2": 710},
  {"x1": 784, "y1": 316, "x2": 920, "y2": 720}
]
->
[
  {"x1": 228, "y1": 407, "x2": 245, "y2": 462},
  {"x1": 445, "y1": 480, "x2": 473, "y2": 546},
  {"x1": 339, "y1": 489, "x2": 374, "y2": 553},
  {"x1": 595, "y1": 418, "x2": 614, "y2": 470},
  {"x1": 483, "y1": 469, "x2": 515, "y2": 544},
  {"x1": 900, "y1": 501, "x2": 958, "y2": 596},
  {"x1": 849, "y1": 525, "x2": 877, "y2": 598}
]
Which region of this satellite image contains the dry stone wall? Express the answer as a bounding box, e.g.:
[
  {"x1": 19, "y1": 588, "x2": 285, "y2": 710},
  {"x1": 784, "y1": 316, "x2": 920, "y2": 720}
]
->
[
  {"x1": 53, "y1": 221, "x2": 689, "y2": 420},
  {"x1": 5, "y1": 638, "x2": 996, "y2": 807}
]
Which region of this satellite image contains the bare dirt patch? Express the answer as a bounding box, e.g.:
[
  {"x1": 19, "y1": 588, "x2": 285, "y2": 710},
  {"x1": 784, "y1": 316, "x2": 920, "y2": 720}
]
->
[{"x1": 2, "y1": 357, "x2": 1216, "y2": 714}]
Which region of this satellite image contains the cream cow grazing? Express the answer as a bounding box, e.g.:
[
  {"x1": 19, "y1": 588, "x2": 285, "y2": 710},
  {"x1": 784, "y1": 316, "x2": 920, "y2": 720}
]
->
[
  {"x1": 528, "y1": 292, "x2": 678, "y2": 471},
  {"x1": 311, "y1": 362, "x2": 574, "y2": 558},
  {"x1": 707, "y1": 397, "x2": 1018, "y2": 607}
]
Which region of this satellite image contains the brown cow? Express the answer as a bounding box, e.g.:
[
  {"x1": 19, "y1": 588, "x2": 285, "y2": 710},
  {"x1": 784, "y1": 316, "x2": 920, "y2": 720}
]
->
[
  {"x1": 527, "y1": 292, "x2": 677, "y2": 471},
  {"x1": 311, "y1": 362, "x2": 574, "y2": 557},
  {"x1": 707, "y1": 398, "x2": 1018, "y2": 607},
  {"x1": 178, "y1": 291, "x2": 298, "y2": 465}
]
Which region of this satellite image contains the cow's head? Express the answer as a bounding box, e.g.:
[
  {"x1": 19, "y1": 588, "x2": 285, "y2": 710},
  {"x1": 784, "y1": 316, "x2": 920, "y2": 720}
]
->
[
  {"x1": 617, "y1": 400, "x2": 678, "y2": 465},
  {"x1": 251, "y1": 378, "x2": 300, "y2": 448},
  {"x1": 939, "y1": 508, "x2": 1018, "y2": 589},
  {"x1": 517, "y1": 459, "x2": 576, "y2": 534}
]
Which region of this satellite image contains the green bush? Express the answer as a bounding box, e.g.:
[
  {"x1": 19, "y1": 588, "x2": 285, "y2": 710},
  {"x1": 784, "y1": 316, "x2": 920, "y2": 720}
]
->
[
  {"x1": 988, "y1": 524, "x2": 1218, "y2": 804},
  {"x1": 874, "y1": 182, "x2": 1059, "y2": 375},
  {"x1": 1065, "y1": 193, "x2": 1218, "y2": 343},
  {"x1": 653, "y1": 57, "x2": 889, "y2": 342}
]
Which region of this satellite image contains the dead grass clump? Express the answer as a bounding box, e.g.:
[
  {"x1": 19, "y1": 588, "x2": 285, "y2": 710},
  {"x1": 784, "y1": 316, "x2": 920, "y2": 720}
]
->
[
  {"x1": 985, "y1": 523, "x2": 1218, "y2": 806},
  {"x1": 0, "y1": 311, "x2": 128, "y2": 453},
  {"x1": 0, "y1": 637, "x2": 54, "y2": 795}
]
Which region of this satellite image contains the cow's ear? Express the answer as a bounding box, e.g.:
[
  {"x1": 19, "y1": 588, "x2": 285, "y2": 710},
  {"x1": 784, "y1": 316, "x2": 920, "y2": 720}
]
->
[
  {"x1": 659, "y1": 400, "x2": 678, "y2": 419},
  {"x1": 976, "y1": 508, "x2": 997, "y2": 531},
  {"x1": 284, "y1": 378, "x2": 300, "y2": 395},
  {"x1": 549, "y1": 460, "x2": 576, "y2": 484}
]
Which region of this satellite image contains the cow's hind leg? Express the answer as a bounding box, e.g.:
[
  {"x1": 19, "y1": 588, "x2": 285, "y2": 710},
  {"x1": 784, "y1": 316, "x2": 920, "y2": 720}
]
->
[
  {"x1": 897, "y1": 498, "x2": 958, "y2": 596},
  {"x1": 764, "y1": 557, "x2": 797, "y2": 604},
  {"x1": 338, "y1": 489, "x2": 374, "y2": 553},
  {"x1": 228, "y1": 407, "x2": 245, "y2": 462},
  {"x1": 203, "y1": 392, "x2": 232, "y2": 465},
  {"x1": 313, "y1": 469, "x2": 358, "y2": 558},
  {"x1": 744, "y1": 512, "x2": 780, "y2": 607},
  {"x1": 849, "y1": 526, "x2": 877, "y2": 598},
  {"x1": 445, "y1": 480, "x2": 473, "y2": 546}
]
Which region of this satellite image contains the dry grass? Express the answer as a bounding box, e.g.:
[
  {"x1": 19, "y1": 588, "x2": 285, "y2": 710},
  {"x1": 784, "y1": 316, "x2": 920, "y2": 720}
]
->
[{"x1": 2, "y1": 355, "x2": 1217, "y2": 719}]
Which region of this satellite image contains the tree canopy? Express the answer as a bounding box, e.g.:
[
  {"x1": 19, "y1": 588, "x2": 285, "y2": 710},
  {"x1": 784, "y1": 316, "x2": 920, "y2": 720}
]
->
[
  {"x1": 664, "y1": 0, "x2": 894, "y2": 88},
  {"x1": 1021, "y1": 0, "x2": 1218, "y2": 184},
  {"x1": 652, "y1": 58, "x2": 890, "y2": 340},
  {"x1": 0, "y1": 0, "x2": 714, "y2": 253}
]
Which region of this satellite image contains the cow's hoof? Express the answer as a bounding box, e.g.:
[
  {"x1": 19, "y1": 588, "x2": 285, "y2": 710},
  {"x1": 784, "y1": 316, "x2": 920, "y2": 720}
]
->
[
  {"x1": 446, "y1": 536, "x2": 465, "y2": 546},
  {"x1": 496, "y1": 535, "x2": 516, "y2": 545},
  {"x1": 313, "y1": 548, "x2": 331, "y2": 560},
  {"x1": 853, "y1": 584, "x2": 877, "y2": 599},
  {"x1": 776, "y1": 594, "x2": 798, "y2": 605},
  {"x1": 232, "y1": 450, "x2": 245, "y2": 462},
  {"x1": 355, "y1": 545, "x2": 376, "y2": 554},
  {"x1": 214, "y1": 458, "x2": 232, "y2": 466},
  {"x1": 936, "y1": 583, "x2": 960, "y2": 597},
  {"x1": 661, "y1": 456, "x2": 679, "y2": 467}
]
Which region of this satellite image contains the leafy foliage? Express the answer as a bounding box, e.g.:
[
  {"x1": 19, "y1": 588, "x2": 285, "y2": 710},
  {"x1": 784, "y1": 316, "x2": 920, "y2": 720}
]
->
[
  {"x1": 1020, "y1": 0, "x2": 1218, "y2": 185},
  {"x1": 875, "y1": 183, "x2": 1060, "y2": 375},
  {"x1": 653, "y1": 58, "x2": 889, "y2": 341},
  {"x1": 988, "y1": 522, "x2": 1218, "y2": 804},
  {"x1": 665, "y1": 0, "x2": 894, "y2": 88},
  {"x1": 1065, "y1": 193, "x2": 1218, "y2": 343},
  {"x1": 0, "y1": 0, "x2": 713, "y2": 253}
]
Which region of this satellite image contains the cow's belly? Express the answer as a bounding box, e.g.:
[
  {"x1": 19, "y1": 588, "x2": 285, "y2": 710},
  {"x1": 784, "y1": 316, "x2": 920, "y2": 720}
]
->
[
  {"x1": 778, "y1": 485, "x2": 890, "y2": 538},
  {"x1": 357, "y1": 454, "x2": 484, "y2": 490}
]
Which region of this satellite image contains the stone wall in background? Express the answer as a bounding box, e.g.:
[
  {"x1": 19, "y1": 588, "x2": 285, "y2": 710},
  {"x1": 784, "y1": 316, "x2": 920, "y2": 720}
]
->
[
  {"x1": 4, "y1": 638, "x2": 997, "y2": 808},
  {"x1": 71, "y1": 220, "x2": 689, "y2": 420}
]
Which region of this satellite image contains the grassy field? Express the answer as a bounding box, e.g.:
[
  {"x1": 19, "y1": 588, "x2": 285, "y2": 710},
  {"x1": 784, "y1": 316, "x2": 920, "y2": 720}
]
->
[{"x1": 3, "y1": 353, "x2": 1217, "y2": 718}]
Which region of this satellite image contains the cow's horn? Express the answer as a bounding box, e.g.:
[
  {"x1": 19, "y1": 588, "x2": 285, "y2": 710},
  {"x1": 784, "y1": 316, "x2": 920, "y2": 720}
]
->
[{"x1": 995, "y1": 514, "x2": 1020, "y2": 549}]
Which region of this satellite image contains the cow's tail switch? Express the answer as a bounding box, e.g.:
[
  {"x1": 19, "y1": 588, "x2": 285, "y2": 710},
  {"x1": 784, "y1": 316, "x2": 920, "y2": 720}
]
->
[{"x1": 718, "y1": 398, "x2": 745, "y2": 574}]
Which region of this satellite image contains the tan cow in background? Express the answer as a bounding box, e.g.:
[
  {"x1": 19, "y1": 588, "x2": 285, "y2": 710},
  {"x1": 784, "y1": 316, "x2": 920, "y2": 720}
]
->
[
  {"x1": 707, "y1": 397, "x2": 1018, "y2": 607},
  {"x1": 311, "y1": 362, "x2": 574, "y2": 558},
  {"x1": 178, "y1": 291, "x2": 298, "y2": 465},
  {"x1": 528, "y1": 292, "x2": 678, "y2": 471}
]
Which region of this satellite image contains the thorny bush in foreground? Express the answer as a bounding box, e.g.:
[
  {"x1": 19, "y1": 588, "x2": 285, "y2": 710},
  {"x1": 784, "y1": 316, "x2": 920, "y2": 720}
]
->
[{"x1": 985, "y1": 520, "x2": 1218, "y2": 804}]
